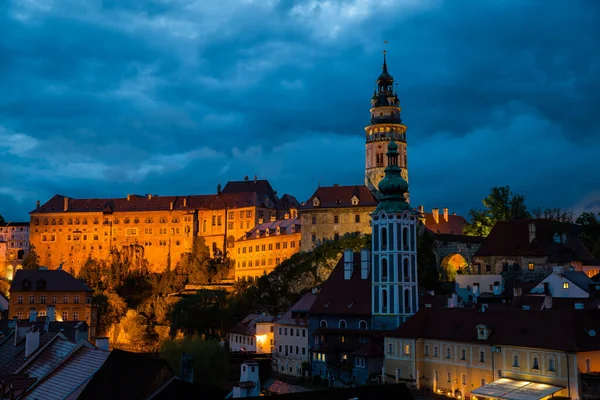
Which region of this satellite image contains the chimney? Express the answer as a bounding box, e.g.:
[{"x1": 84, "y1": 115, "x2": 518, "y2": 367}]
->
[
  {"x1": 343, "y1": 249, "x2": 354, "y2": 280},
  {"x1": 443, "y1": 207, "x2": 449, "y2": 222},
  {"x1": 147, "y1": 194, "x2": 152, "y2": 200},
  {"x1": 183, "y1": 198, "x2": 187, "y2": 207},
  {"x1": 360, "y1": 249, "x2": 371, "y2": 279},
  {"x1": 418, "y1": 205, "x2": 424, "y2": 214},
  {"x1": 180, "y1": 353, "x2": 194, "y2": 383},
  {"x1": 543, "y1": 295, "x2": 553, "y2": 310},
  {"x1": 244, "y1": 175, "x2": 249, "y2": 182},
  {"x1": 254, "y1": 175, "x2": 257, "y2": 183},
  {"x1": 217, "y1": 183, "x2": 222, "y2": 195},
  {"x1": 432, "y1": 208, "x2": 439, "y2": 224},
  {"x1": 127, "y1": 194, "x2": 131, "y2": 201},
  {"x1": 96, "y1": 337, "x2": 109, "y2": 351},
  {"x1": 29, "y1": 308, "x2": 37, "y2": 323},
  {"x1": 36, "y1": 200, "x2": 40, "y2": 208},
  {"x1": 528, "y1": 222, "x2": 536, "y2": 243},
  {"x1": 472, "y1": 283, "x2": 480, "y2": 298},
  {"x1": 25, "y1": 328, "x2": 40, "y2": 358},
  {"x1": 63, "y1": 197, "x2": 69, "y2": 211},
  {"x1": 169, "y1": 201, "x2": 174, "y2": 211},
  {"x1": 46, "y1": 305, "x2": 56, "y2": 322}
]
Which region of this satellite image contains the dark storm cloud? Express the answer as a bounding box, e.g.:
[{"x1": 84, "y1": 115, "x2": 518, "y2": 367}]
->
[{"x1": 0, "y1": 0, "x2": 599, "y2": 222}]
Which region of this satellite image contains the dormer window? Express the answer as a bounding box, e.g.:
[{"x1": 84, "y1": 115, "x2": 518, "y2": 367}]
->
[
  {"x1": 313, "y1": 197, "x2": 320, "y2": 207},
  {"x1": 476, "y1": 324, "x2": 492, "y2": 340},
  {"x1": 351, "y1": 196, "x2": 359, "y2": 206}
]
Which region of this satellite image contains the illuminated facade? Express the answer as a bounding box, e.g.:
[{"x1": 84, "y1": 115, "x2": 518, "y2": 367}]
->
[
  {"x1": 0, "y1": 222, "x2": 29, "y2": 280},
  {"x1": 235, "y1": 216, "x2": 301, "y2": 280},
  {"x1": 29, "y1": 178, "x2": 299, "y2": 274},
  {"x1": 8, "y1": 269, "x2": 98, "y2": 338},
  {"x1": 365, "y1": 51, "x2": 409, "y2": 199},
  {"x1": 383, "y1": 307, "x2": 600, "y2": 399}
]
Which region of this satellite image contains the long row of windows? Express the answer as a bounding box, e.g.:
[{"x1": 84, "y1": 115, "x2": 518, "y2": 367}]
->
[
  {"x1": 239, "y1": 241, "x2": 295, "y2": 253},
  {"x1": 310, "y1": 215, "x2": 361, "y2": 224},
  {"x1": 232, "y1": 334, "x2": 254, "y2": 346},
  {"x1": 319, "y1": 320, "x2": 368, "y2": 330},
  {"x1": 228, "y1": 211, "x2": 254, "y2": 219},
  {"x1": 240, "y1": 257, "x2": 281, "y2": 268},
  {"x1": 34, "y1": 217, "x2": 188, "y2": 226},
  {"x1": 16, "y1": 295, "x2": 87, "y2": 305},
  {"x1": 278, "y1": 327, "x2": 307, "y2": 337},
  {"x1": 15, "y1": 310, "x2": 87, "y2": 321},
  {"x1": 278, "y1": 344, "x2": 306, "y2": 356}
]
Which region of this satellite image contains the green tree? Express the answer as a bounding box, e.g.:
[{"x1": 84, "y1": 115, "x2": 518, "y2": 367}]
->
[
  {"x1": 531, "y1": 207, "x2": 574, "y2": 222},
  {"x1": 22, "y1": 244, "x2": 40, "y2": 270},
  {"x1": 169, "y1": 289, "x2": 231, "y2": 339},
  {"x1": 464, "y1": 186, "x2": 530, "y2": 237},
  {"x1": 416, "y1": 231, "x2": 440, "y2": 289},
  {"x1": 576, "y1": 212, "x2": 600, "y2": 259},
  {"x1": 576, "y1": 212, "x2": 599, "y2": 226},
  {"x1": 0, "y1": 214, "x2": 5, "y2": 225},
  {"x1": 160, "y1": 338, "x2": 229, "y2": 387}
]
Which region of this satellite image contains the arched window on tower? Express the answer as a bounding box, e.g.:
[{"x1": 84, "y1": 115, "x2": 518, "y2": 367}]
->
[
  {"x1": 403, "y1": 227, "x2": 409, "y2": 251},
  {"x1": 376, "y1": 153, "x2": 384, "y2": 167},
  {"x1": 382, "y1": 289, "x2": 388, "y2": 313},
  {"x1": 404, "y1": 289, "x2": 411, "y2": 313},
  {"x1": 382, "y1": 258, "x2": 388, "y2": 282},
  {"x1": 381, "y1": 227, "x2": 387, "y2": 250},
  {"x1": 403, "y1": 257, "x2": 410, "y2": 282}
]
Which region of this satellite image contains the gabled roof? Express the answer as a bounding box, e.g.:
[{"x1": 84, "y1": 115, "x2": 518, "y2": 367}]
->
[
  {"x1": 229, "y1": 314, "x2": 275, "y2": 336},
  {"x1": 222, "y1": 179, "x2": 277, "y2": 200},
  {"x1": 19, "y1": 334, "x2": 78, "y2": 379},
  {"x1": 78, "y1": 349, "x2": 173, "y2": 400},
  {"x1": 275, "y1": 194, "x2": 301, "y2": 210},
  {"x1": 309, "y1": 253, "x2": 371, "y2": 316},
  {"x1": 475, "y1": 219, "x2": 595, "y2": 262},
  {"x1": 10, "y1": 269, "x2": 90, "y2": 292},
  {"x1": 301, "y1": 185, "x2": 377, "y2": 210},
  {"x1": 0, "y1": 332, "x2": 55, "y2": 377},
  {"x1": 275, "y1": 293, "x2": 317, "y2": 326},
  {"x1": 23, "y1": 345, "x2": 110, "y2": 400},
  {"x1": 240, "y1": 217, "x2": 300, "y2": 241},
  {"x1": 387, "y1": 307, "x2": 600, "y2": 352}
]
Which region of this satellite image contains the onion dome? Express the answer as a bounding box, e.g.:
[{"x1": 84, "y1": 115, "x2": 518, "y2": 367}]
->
[{"x1": 374, "y1": 140, "x2": 413, "y2": 214}]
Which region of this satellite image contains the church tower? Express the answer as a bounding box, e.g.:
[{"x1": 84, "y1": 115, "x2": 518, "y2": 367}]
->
[
  {"x1": 364, "y1": 51, "x2": 409, "y2": 201},
  {"x1": 371, "y1": 140, "x2": 418, "y2": 329}
]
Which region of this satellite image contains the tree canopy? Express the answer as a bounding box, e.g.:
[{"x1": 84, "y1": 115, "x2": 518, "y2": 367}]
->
[
  {"x1": 464, "y1": 186, "x2": 530, "y2": 237},
  {"x1": 0, "y1": 214, "x2": 5, "y2": 225}
]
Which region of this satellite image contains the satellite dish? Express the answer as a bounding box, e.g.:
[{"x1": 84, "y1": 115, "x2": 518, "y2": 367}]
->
[{"x1": 589, "y1": 330, "x2": 597, "y2": 337}]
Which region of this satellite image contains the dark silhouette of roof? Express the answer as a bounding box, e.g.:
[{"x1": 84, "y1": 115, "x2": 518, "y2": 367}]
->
[
  {"x1": 78, "y1": 349, "x2": 173, "y2": 400},
  {"x1": 302, "y1": 185, "x2": 377, "y2": 209},
  {"x1": 421, "y1": 212, "x2": 467, "y2": 235},
  {"x1": 247, "y1": 383, "x2": 413, "y2": 400},
  {"x1": 310, "y1": 253, "x2": 371, "y2": 316},
  {"x1": 10, "y1": 269, "x2": 90, "y2": 292},
  {"x1": 475, "y1": 219, "x2": 595, "y2": 262},
  {"x1": 388, "y1": 307, "x2": 600, "y2": 352},
  {"x1": 222, "y1": 179, "x2": 277, "y2": 200},
  {"x1": 148, "y1": 377, "x2": 228, "y2": 400},
  {"x1": 229, "y1": 314, "x2": 275, "y2": 336},
  {"x1": 275, "y1": 293, "x2": 317, "y2": 326}
]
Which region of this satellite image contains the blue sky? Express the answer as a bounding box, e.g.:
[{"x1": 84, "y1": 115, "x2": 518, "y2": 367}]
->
[{"x1": 1, "y1": 0, "x2": 599, "y2": 221}]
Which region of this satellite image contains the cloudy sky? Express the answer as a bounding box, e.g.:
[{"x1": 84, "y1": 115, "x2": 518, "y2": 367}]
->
[{"x1": 1, "y1": 0, "x2": 599, "y2": 221}]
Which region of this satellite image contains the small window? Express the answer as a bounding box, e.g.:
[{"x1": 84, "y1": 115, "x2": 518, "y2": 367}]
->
[
  {"x1": 462, "y1": 374, "x2": 466, "y2": 385},
  {"x1": 355, "y1": 215, "x2": 360, "y2": 223},
  {"x1": 311, "y1": 216, "x2": 317, "y2": 224},
  {"x1": 479, "y1": 350, "x2": 485, "y2": 363},
  {"x1": 334, "y1": 215, "x2": 339, "y2": 224},
  {"x1": 446, "y1": 347, "x2": 451, "y2": 359},
  {"x1": 513, "y1": 353, "x2": 520, "y2": 367},
  {"x1": 563, "y1": 282, "x2": 569, "y2": 289},
  {"x1": 532, "y1": 355, "x2": 540, "y2": 370},
  {"x1": 338, "y1": 320, "x2": 347, "y2": 329},
  {"x1": 403, "y1": 344, "x2": 410, "y2": 356},
  {"x1": 433, "y1": 345, "x2": 439, "y2": 357},
  {"x1": 460, "y1": 348, "x2": 466, "y2": 360},
  {"x1": 586, "y1": 358, "x2": 591, "y2": 373},
  {"x1": 424, "y1": 345, "x2": 429, "y2": 356},
  {"x1": 447, "y1": 372, "x2": 451, "y2": 383},
  {"x1": 528, "y1": 262, "x2": 534, "y2": 271},
  {"x1": 359, "y1": 320, "x2": 368, "y2": 330},
  {"x1": 548, "y1": 357, "x2": 556, "y2": 372},
  {"x1": 320, "y1": 320, "x2": 327, "y2": 328}
]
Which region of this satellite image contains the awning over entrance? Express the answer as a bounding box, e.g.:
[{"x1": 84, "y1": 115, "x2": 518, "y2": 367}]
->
[{"x1": 470, "y1": 378, "x2": 564, "y2": 400}]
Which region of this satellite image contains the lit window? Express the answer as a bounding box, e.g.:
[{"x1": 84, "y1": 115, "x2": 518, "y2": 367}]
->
[
  {"x1": 563, "y1": 282, "x2": 569, "y2": 289},
  {"x1": 528, "y1": 263, "x2": 534, "y2": 271},
  {"x1": 403, "y1": 344, "x2": 410, "y2": 356}
]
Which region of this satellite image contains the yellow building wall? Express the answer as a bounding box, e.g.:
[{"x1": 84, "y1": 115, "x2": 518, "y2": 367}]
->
[
  {"x1": 8, "y1": 289, "x2": 98, "y2": 337},
  {"x1": 234, "y1": 232, "x2": 301, "y2": 280},
  {"x1": 384, "y1": 337, "x2": 577, "y2": 398},
  {"x1": 299, "y1": 207, "x2": 374, "y2": 252}
]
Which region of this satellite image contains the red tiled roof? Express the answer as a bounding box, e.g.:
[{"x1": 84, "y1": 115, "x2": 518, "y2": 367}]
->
[
  {"x1": 240, "y1": 217, "x2": 300, "y2": 241},
  {"x1": 229, "y1": 314, "x2": 275, "y2": 336},
  {"x1": 422, "y1": 212, "x2": 467, "y2": 235},
  {"x1": 302, "y1": 185, "x2": 377, "y2": 209},
  {"x1": 32, "y1": 191, "x2": 276, "y2": 215},
  {"x1": 310, "y1": 253, "x2": 371, "y2": 316},
  {"x1": 387, "y1": 307, "x2": 600, "y2": 352},
  {"x1": 475, "y1": 219, "x2": 595, "y2": 262},
  {"x1": 10, "y1": 269, "x2": 90, "y2": 292}
]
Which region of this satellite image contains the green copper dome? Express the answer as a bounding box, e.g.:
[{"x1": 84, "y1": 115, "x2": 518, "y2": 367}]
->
[{"x1": 374, "y1": 140, "x2": 413, "y2": 214}]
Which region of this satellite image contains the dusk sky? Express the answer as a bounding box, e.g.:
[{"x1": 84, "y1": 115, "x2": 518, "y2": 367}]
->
[{"x1": 1, "y1": 0, "x2": 599, "y2": 221}]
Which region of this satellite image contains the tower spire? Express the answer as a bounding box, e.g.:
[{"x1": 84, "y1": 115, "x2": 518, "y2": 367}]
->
[{"x1": 382, "y1": 50, "x2": 388, "y2": 74}]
